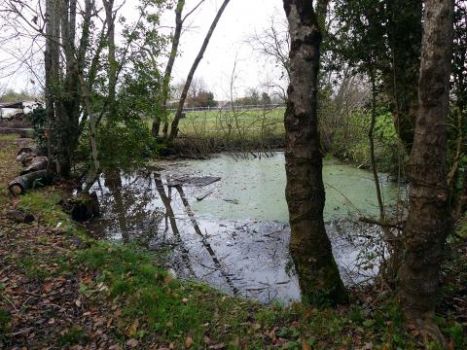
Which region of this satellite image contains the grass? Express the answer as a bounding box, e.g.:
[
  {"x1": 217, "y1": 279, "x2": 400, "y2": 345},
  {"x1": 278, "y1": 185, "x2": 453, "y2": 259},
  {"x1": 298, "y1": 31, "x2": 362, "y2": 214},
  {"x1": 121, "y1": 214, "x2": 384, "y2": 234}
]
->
[
  {"x1": 0, "y1": 134, "x2": 21, "y2": 141},
  {"x1": 58, "y1": 326, "x2": 88, "y2": 346},
  {"x1": 146, "y1": 108, "x2": 285, "y2": 139},
  {"x1": 3, "y1": 183, "x2": 432, "y2": 348},
  {"x1": 1, "y1": 135, "x2": 466, "y2": 348}
]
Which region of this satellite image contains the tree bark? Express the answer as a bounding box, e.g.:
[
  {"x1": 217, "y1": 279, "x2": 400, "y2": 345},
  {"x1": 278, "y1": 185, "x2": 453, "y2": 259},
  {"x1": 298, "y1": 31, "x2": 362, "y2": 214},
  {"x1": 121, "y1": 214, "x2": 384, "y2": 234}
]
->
[
  {"x1": 282, "y1": 0, "x2": 347, "y2": 305},
  {"x1": 45, "y1": 0, "x2": 93, "y2": 178},
  {"x1": 398, "y1": 0, "x2": 454, "y2": 334},
  {"x1": 168, "y1": 0, "x2": 230, "y2": 142},
  {"x1": 152, "y1": 0, "x2": 185, "y2": 138},
  {"x1": 9, "y1": 170, "x2": 47, "y2": 196},
  {"x1": 368, "y1": 69, "x2": 385, "y2": 220},
  {"x1": 45, "y1": 0, "x2": 60, "y2": 177},
  {"x1": 103, "y1": 0, "x2": 117, "y2": 117}
]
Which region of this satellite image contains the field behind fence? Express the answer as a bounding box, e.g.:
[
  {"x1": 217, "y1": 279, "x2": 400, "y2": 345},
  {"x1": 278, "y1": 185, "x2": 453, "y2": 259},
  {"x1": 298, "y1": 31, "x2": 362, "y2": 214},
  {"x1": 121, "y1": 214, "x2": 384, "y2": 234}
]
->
[{"x1": 146, "y1": 105, "x2": 286, "y2": 139}]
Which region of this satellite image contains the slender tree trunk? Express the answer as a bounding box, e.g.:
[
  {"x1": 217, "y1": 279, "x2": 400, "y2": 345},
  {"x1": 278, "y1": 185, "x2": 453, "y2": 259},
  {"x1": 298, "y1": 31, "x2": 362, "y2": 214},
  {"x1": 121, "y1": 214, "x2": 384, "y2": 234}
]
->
[
  {"x1": 45, "y1": 0, "x2": 93, "y2": 178},
  {"x1": 45, "y1": 0, "x2": 60, "y2": 176},
  {"x1": 103, "y1": 0, "x2": 117, "y2": 117},
  {"x1": 152, "y1": 0, "x2": 185, "y2": 138},
  {"x1": 282, "y1": 0, "x2": 347, "y2": 305},
  {"x1": 398, "y1": 0, "x2": 454, "y2": 338},
  {"x1": 168, "y1": 0, "x2": 230, "y2": 142},
  {"x1": 368, "y1": 69, "x2": 385, "y2": 220}
]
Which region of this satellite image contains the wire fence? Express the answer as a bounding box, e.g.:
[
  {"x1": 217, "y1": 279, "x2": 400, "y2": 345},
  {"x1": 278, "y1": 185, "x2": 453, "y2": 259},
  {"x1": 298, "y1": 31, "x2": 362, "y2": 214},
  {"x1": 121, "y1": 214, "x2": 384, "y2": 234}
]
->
[{"x1": 166, "y1": 103, "x2": 286, "y2": 114}]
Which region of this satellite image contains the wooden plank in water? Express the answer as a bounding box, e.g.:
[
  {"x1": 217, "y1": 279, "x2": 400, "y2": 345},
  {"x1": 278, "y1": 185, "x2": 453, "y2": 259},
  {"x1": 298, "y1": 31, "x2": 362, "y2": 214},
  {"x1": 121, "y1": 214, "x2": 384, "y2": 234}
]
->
[{"x1": 167, "y1": 176, "x2": 220, "y2": 187}]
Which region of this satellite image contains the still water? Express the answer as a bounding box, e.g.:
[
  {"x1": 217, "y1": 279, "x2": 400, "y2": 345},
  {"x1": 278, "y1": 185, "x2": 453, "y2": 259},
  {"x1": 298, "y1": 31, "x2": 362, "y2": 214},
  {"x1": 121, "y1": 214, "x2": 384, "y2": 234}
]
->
[{"x1": 88, "y1": 153, "x2": 404, "y2": 304}]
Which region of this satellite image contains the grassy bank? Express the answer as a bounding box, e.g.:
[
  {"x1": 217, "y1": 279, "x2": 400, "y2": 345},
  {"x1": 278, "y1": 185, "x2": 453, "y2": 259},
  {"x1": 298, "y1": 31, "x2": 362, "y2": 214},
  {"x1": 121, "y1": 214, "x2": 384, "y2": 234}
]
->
[
  {"x1": 149, "y1": 107, "x2": 403, "y2": 175},
  {"x1": 1, "y1": 135, "x2": 466, "y2": 349},
  {"x1": 146, "y1": 108, "x2": 285, "y2": 139}
]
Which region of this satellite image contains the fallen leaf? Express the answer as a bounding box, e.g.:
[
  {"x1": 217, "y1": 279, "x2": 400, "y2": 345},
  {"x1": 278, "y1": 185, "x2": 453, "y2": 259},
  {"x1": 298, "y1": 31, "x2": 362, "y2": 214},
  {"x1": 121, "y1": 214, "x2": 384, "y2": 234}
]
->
[
  {"x1": 302, "y1": 341, "x2": 312, "y2": 350},
  {"x1": 126, "y1": 319, "x2": 139, "y2": 337},
  {"x1": 185, "y1": 336, "x2": 193, "y2": 348},
  {"x1": 126, "y1": 339, "x2": 139, "y2": 348}
]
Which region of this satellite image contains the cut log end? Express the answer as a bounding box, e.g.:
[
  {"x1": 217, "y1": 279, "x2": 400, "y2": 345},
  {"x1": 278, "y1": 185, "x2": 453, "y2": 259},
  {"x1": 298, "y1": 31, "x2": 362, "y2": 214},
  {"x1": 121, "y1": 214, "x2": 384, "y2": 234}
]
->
[
  {"x1": 8, "y1": 170, "x2": 47, "y2": 196},
  {"x1": 9, "y1": 184, "x2": 24, "y2": 196}
]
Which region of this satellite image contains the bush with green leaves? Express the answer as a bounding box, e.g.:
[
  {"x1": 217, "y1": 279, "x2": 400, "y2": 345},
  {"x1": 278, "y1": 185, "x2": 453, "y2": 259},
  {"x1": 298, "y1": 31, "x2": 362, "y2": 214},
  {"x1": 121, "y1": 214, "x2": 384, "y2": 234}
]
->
[
  {"x1": 331, "y1": 108, "x2": 402, "y2": 174},
  {"x1": 27, "y1": 105, "x2": 48, "y2": 155}
]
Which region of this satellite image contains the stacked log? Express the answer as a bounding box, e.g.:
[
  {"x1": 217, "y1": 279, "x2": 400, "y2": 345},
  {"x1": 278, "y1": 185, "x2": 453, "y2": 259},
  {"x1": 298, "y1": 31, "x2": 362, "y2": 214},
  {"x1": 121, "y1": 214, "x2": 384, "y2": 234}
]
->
[{"x1": 9, "y1": 148, "x2": 48, "y2": 196}]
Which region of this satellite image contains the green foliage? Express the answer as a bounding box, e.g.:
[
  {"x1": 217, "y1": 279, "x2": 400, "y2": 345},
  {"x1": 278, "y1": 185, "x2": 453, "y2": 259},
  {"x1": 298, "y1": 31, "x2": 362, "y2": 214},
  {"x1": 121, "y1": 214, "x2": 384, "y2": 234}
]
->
[
  {"x1": 0, "y1": 308, "x2": 10, "y2": 338},
  {"x1": 97, "y1": 122, "x2": 157, "y2": 170},
  {"x1": 58, "y1": 326, "x2": 88, "y2": 346},
  {"x1": 331, "y1": 107, "x2": 401, "y2": 173},
  {"x1": 27, "y1": 105, "x2": 48, "y2": 154}
]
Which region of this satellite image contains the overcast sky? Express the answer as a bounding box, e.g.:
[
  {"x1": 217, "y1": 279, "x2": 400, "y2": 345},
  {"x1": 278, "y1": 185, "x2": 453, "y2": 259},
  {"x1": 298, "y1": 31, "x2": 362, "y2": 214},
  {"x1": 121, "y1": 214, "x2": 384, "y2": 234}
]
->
[
  {"x1": 0, "y1": 0, "x2": 287, "y2": 100},
  {"x1": 158, "y1": 0, "x2": 287, "y2": 100}
]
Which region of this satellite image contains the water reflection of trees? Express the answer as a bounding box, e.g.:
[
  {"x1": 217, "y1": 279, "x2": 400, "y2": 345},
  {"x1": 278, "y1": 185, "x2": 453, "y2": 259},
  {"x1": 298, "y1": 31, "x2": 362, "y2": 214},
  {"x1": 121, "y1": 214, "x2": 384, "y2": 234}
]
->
[
  {"x1": 174, "y1": 185, "x2": 239, "y2": 295},
  {"x1": 97, "y1": 170, "x2": 162, "y2": 243},
  {"x1": 154, "y1": 176, "x2": 196, "y2": 276}
]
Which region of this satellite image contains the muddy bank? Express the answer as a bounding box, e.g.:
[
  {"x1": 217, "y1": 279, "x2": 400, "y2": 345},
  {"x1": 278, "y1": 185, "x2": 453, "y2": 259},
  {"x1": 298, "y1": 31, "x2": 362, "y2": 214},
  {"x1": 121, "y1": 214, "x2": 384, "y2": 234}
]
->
[{"x1": 87, "y1": 153, "x2": 406, "y2": 303}]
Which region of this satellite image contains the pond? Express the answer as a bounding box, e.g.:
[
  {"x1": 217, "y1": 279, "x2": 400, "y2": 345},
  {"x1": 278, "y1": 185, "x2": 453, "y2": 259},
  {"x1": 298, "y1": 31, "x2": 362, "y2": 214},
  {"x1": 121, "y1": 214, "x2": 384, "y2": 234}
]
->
[{"x1": 88, "y1": 153, "x2": 405, "y2": 304}]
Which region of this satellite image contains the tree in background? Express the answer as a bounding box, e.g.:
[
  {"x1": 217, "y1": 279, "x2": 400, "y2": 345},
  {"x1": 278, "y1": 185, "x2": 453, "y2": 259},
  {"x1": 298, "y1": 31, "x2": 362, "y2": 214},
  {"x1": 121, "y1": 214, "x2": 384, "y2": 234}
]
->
[
  {"x1": 332, "y1": 0, "x2": 422, "y2": 152},
  {"x1": 398, "y1": 0, "x2": 454, "y2": 342},
  {"x1": 168, "y1": 0, "x2": 230, "y2": 141},
  {"x1": 282, "y1": 0, "x2": 347, "y2": 305},
  {"x1": 261, "y1": 92, "x2": 271, "y2": 105},
  {"x1": 151, "y1": 0, "x2": 206, "y2": 138},
  {"x1": 3, "y1": 0, "x2": 168, "y2": 177}
]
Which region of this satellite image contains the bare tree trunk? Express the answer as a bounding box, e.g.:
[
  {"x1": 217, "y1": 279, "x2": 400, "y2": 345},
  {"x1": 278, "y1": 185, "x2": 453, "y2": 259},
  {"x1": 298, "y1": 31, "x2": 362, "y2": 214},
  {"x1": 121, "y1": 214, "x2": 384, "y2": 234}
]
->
[
  {"x1": 153, "y1": 0, "x2": 185, "y2": 138},
  {"x1": 282, "y1": 0, "x2": 347, "y2": 305},
  {"x1": 369, "y1": 69, "x2": 385, "y2": 220},
  {"x1": 398, "y1": 0, "x2": 454, "y2": 340},
  {"x1": 45, "y1": 0, "x2": 60, "y2": 177},
  {"x1": 103, "y1": 0, "x2": 117, "y2": 116},
  {"x1": 45, "y1": 0, "x2": 93, "y2": 178},
  {"x1": 168, "y1": 0, "x2": 230, "y2": 142}
]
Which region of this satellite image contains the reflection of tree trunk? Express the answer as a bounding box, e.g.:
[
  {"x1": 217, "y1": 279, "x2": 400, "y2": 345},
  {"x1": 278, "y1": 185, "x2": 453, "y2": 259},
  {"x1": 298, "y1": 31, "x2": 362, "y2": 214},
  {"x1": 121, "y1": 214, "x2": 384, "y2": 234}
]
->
[
  {"x1": 398, "y1": 0, "x2": 453, "y2": 339},
  {"x1": 154, "y1": 177, "x2": 195, "y2": 276},
  {"x1": 175, "y1": 186, "x2": 238, "y2": 295},
  {"x1": 104, "y1": 172, "x2": 129, "y2": 243},
  {"x1": 282, "y1": 0, "x2": 347, "y2": 305}
]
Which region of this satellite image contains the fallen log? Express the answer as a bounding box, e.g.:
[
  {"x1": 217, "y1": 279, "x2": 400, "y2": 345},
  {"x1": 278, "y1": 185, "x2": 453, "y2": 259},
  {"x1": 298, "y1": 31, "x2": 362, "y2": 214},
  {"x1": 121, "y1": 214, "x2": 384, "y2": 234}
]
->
[
  {"x1": 20, "y1": 156, "x2": 48, "y2": 175},
  {"x1": 8, "y1": 170, "x2": 47, "y2": 196},
  {"x1": 16, "y1": 147, "x2": 37, "y2": 166},
  {"x1": 6, "y1": 210, "x2": 35, "y2": 223}
]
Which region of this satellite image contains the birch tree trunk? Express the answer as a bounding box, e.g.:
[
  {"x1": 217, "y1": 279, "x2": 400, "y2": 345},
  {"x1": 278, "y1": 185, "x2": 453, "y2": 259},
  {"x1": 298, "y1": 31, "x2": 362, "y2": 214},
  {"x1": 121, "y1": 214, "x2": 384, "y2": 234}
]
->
[
  {"x1": 398, "y1": 0, "x2": 454, "y2": 338},
  {"x1": 282, "y1": 0, "x2": 347, "y2": 305}
]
